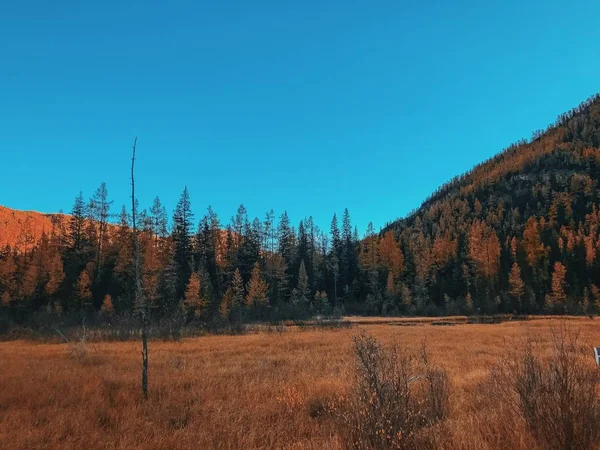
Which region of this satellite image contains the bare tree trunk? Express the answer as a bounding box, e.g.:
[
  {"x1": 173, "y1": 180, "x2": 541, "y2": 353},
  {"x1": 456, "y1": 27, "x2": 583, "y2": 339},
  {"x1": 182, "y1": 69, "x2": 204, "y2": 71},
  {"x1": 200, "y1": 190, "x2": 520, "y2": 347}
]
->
[{"x1": 131, "y1": 137, "x2": 148, "y2": 399}]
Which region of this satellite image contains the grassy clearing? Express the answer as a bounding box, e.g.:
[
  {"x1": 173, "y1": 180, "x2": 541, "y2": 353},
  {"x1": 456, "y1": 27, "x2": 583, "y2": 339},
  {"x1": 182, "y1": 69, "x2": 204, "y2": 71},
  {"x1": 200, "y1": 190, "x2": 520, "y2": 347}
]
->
[{"x1": 1, "y1": 318, "x2": 599, "y2": 449}]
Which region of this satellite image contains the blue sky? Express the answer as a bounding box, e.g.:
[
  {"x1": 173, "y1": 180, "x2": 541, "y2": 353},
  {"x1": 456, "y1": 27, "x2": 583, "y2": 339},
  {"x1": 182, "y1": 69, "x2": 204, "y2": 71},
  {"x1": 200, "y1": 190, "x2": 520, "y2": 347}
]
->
[{"x1": 1, "y1": 0, "x2": 599, "y2": 233}]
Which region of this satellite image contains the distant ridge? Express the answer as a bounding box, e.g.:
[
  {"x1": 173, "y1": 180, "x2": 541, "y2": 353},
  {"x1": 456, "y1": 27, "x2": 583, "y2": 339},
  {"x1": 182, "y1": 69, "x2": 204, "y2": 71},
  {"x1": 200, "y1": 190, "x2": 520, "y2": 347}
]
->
[{"x1": 0, "y1": 205, "x2": 64, "y2": 250}]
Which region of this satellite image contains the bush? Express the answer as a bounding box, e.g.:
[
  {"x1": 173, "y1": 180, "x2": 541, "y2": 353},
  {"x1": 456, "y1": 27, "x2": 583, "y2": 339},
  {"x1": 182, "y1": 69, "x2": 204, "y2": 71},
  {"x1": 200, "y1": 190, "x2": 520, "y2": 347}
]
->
[
  {"x1": 490, "y1": 324, "x2": 600, "y2": 450},
  {"x1": 336, "y1": 333, "x2": 449, "y2": 449}
]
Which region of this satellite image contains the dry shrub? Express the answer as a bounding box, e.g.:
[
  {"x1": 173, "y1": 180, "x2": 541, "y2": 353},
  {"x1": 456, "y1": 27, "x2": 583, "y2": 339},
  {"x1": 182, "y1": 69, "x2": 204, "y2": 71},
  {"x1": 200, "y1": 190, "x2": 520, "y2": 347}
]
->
[
  {"x1": 490, "y1": 324, "x2": 600, "y2": 450},
  {"x1": 336, "y1": 333, "x2": 450, "y2": 449}
]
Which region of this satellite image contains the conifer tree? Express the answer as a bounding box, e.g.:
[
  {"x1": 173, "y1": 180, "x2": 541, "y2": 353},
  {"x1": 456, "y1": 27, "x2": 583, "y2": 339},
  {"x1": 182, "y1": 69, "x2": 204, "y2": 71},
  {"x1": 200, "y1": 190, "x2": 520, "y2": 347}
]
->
[
  {"x1": 0, "y1": 252, "x2": 17, "y2": 307},
  {"x1": 172, "y1": 187, "x2": 194, "y2": 300},
  {"x1": 546, "y1": 262, "x2": 567, "y2": 309},
  {"x1": 508, "y1": 262, "x2": 525, "y2": 310},
  {"x1": 101, "y1": 294, "x2": 114, "y2": 315},
  {"x1": 230, "y1": 268, "x2": 245, "y2": 323},
  {"x1": 246, "y1": 262, "x2": 268, "y2": 307},
  {"x1": 69, "y1": 192, "x2": 87, "y2": 253},
  {"x1": 149, "y1": 196, "x2": 168, "y2": 240},
  {"x1": 183, "y1": 272, "x2": 206, "y2": 317},
  {"x1": 76, "y1": 268, "x2": 92, "y2": 310},
  {"x1": 330, "y1": 213, "x2": 341, "y2": 257},
  {"x1": 45, "y1": 248, "x2": 65, "y2": 297},
  {"x1": 297, "y1": 259, "x2": 310, "y2": 304},
  {"x1": 89, "y1": 182, "x2": 112, "y2": 269}
]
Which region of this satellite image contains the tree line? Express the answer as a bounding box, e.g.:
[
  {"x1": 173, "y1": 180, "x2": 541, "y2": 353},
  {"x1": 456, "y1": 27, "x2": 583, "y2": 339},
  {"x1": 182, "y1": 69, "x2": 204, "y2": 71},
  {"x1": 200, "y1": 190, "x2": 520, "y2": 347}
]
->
[{"x1": 2, "y1": 94, "x2": 600, "y2": 325}]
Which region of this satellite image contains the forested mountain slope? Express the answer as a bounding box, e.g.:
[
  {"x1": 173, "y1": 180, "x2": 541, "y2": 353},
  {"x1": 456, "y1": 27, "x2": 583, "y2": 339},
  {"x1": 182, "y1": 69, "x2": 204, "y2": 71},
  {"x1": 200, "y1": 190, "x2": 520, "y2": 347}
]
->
[
  {"x1": 2, "y1": 95, "x2": 600, "y2": 322},
  {"x1": 0, "y1": 205, "x2": 63, "y2": 250},
  {"x1": 382, "y1": 93, "x2": 600, "y2": 314}
]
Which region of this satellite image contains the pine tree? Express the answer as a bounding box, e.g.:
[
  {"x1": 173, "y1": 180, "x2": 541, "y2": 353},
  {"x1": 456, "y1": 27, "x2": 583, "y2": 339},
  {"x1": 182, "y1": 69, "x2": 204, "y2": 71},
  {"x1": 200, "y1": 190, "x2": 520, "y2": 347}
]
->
[
  {"x1": 149, "y1": 196, "x2": 168, "y2": 240},
  {"x1": 89, "y1": 182, "x2": 112, "y2": 269},
  {"x1": 330, "y1": 213, "x2": 341, "y2": 257},
  {"x1": 0, "y1": 251, "x2": 17, "y2": 306},
  {"x1": 297, "y1": 260, "x2": 310, "y2": 304},
  {"x1": 69, "y1": 192, "x2": 87, "y2": 252},
  {"x1": 114, "y1": 206, "x2": 134, "y2": 310},
  {"x1": 508, "y1": 262, "x2": 525, "y2": 310},
  {"x1": 359, "y1": 222, "x2": 379, "y2": 271},
  {"x1": 379, "y1": 231, "x2": 403, "y2": 278},
  {"x1": 183, "y1": 272, "x2": 206, "y2": 317},
  {"x1": 277, "y1": 211, "x2": 295, "y2": 300},
  {"x1": 21, "y1": 256, "x2": 40, "y2": 300},
  {"x1": 101, "y1": 294, "x2": 114, "y2": 315},
  {"x1": 465, "y1": 292, "x2": 473, "y2": 313},
  {"x1": 314, "y1": 291, "x2": 330, "y2": 314},
  {"x1": 219, "y1": 288, "x2": 234, "y2": 319},
  {"x1": 172, "y1": 187, "x2": 194, "y2": 300},
  {"x1": 546, "y1": 262, "x2": 567, "y2": 309},
  {"x1": 246, "y1": 262, "x2": 269, "y2": 307},
  {"x1": 76, "y1": 268, "x2": 92, "y2": 310},
  {"x1": 45, "y1": 249, "x2": 65, "y2": 297},
  {"x1": 229, "y1": 268, "x2": 245, "y2": 322},
  {"x1": 157, "y1": 249, "x2": 178, "y2": 315},
  {"x1": 383, "y1": 271, "x2": 397, "y2": 315}
]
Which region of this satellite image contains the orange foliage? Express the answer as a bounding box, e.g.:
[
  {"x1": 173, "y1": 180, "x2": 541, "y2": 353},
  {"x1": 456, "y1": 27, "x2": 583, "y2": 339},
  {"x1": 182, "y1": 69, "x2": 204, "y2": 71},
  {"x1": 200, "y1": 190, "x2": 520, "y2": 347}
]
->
[
  {"x1": 469, "y1": 220, "x2": 500, "y2": 278},
  {"x1": 377, "y1": 231, "x2": 404, "y2": 277},
  {"x1": 432, "y1": 233, "x2": 457, "y2": 268},
  {"x1": 522, "y1": 218, "x2": 547, "y2": 267}
]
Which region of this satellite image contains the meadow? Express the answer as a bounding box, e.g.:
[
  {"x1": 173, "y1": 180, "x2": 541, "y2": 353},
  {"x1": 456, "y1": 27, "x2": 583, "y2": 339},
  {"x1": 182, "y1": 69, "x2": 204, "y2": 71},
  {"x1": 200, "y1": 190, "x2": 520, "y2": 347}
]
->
[{"x1": 1, "y1": 317, "x2": 599, "y2": 449}]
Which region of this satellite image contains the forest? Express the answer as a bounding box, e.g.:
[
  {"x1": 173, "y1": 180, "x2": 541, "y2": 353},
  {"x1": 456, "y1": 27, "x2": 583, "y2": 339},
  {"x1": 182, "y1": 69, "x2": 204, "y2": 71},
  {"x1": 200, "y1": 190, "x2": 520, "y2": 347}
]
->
[{"x1": 2, "y1": 93, "x2": 600, "y2": 331}]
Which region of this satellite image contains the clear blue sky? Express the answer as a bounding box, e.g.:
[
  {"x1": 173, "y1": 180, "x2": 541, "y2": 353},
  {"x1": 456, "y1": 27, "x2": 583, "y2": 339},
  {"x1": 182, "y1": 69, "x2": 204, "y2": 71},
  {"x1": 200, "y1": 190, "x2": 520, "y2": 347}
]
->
[{"x1": 1, "y1": 0, "x2": 599, "y2": 233}]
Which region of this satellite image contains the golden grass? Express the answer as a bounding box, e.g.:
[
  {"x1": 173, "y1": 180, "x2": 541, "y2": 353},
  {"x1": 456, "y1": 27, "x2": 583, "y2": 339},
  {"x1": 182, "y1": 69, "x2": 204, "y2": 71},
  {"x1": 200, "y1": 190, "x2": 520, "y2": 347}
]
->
[{"x1": 1, "y1": 318, "x2": 599, "y2": 449}]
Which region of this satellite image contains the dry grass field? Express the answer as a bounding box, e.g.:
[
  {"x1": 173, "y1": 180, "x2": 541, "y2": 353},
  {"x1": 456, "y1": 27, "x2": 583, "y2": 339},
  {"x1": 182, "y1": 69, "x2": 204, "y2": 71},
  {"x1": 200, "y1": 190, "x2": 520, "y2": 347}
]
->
[{"x1": 1, "y1": 317, "x2": 599, "y2": 449}]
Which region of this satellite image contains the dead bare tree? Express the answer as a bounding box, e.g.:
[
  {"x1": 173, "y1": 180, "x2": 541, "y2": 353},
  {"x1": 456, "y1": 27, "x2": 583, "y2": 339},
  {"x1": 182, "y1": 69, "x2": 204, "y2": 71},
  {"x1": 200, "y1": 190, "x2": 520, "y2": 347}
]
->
[{"x1": 131, "y1": 137, "x2": 148, "y2": 398}]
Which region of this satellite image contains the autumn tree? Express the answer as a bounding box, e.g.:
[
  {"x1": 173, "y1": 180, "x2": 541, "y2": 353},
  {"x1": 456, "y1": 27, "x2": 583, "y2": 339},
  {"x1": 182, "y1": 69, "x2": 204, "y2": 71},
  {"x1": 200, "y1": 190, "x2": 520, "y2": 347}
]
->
[
  {"x1": 45, "y1": 252, "x2": 65, "y2": 298},
  {"x1": 183, "y1": 272, "x2": 207, "y2": 317},
  {"x1": 546, "y1": 262, "x2": 567, "y2": 310},
  {"x1": 378, "y1": 231, "x2": 404, "y2": 278},
  {"x1": 76, "y1": 268, "x2": 92, "y2": 310},
  {"x1": 469, "y1": 220, "x2": 501, "y2": 279},
  {"x1": 359, "y1": 222, "x2": 379, "y2": 271},
  {"x1": 0, "y1": 251, "x2": 17, "y2": 307},
  {"x1": 101, "y1": 294, "x2": 114, "y2": 315},
  {"x1": 522, "y1": 218, "x2": 547, "y2": 268},
  {"x1": 245, "y1": 262, "x2": 268, "y2": 308},
  {"x1": 508, "y1": 262, "x2": 525, "y2": 311}
]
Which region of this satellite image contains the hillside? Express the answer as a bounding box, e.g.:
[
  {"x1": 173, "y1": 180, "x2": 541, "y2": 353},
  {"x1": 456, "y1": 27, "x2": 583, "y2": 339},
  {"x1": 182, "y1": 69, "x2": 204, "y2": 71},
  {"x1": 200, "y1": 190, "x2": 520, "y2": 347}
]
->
[
  {"x1": 2, "y1": 95, "x2": 600, "y2": 319},
  {"x1": 0, "y1": 205, "x2": 64, "y2": 250},
  {"x1": 383, "y1": 93, "x2": 600, "y2": 314}
]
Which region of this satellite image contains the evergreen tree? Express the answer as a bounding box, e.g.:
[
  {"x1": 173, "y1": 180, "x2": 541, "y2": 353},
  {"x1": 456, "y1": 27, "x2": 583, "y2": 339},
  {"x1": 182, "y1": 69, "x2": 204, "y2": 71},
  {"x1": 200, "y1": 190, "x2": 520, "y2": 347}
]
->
[
  {"x1": 228, "y1": 268, "x2": 245, "y2": 323},
  {"x1": 172, "y1": 187, "x2": 194, "y2": 300},
  {"x1": 296, "y1": 259, "x2": 310, "y2": 304},
  {"x1": 89, "y1": 182, "x2": 112, "y2": 269},
  {"x1": 68, "y1": 192, "x2": 87, "y2": 252},
  {"x1": 149, "y1": 196, "x2": 168, "y2": 240}
]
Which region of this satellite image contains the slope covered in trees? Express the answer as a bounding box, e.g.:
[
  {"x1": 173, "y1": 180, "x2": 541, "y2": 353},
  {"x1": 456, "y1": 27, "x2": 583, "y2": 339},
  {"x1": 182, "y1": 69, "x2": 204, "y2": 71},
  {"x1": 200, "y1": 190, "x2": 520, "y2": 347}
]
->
[
  {"x1": 2, "y1": 94, "x2": 600, "y2": 325},
  {"x1": 0, "y1": 205, "x2": 64, "y2": 250},
  {"x1": 383, "y1": 93, "x2": 600, "y2": 314}
]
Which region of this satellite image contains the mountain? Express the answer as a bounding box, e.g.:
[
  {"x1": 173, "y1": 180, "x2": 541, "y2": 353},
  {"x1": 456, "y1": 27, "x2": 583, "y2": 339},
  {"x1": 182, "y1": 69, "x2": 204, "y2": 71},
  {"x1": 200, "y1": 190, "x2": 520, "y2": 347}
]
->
[
  {"x1": 2, "y1": 94, "x2": 600, "y2": 319},
  {"x1": 381, "y1": 93, "x2": 600, "y2": 314},
  {"x1": 0, "y1": 205, "x2": 64, "y2": 250}
]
